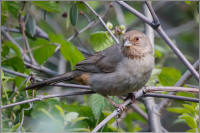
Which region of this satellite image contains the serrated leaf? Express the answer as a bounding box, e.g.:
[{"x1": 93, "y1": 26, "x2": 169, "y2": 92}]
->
[
  {"x1": 89, "y1": 94, "x2": 106, "y2": 120},
  {"x1": 168, "y1": 107, "x2": 190, "y2": 114},
  {"x1": 158, "y1": 67, "x2": 181, "y2": 86},
  {"x1": 70, "y1": 4, "x2": 78, "y2": 26},
  {"x1": 2, "y1": 56, "x2": 25, "y2": 72},
  {"x1": 55, "y1": 105, "x2": 65, "y2": 118},
  {"x1": 32, "y1": 1, "x2": 60, "y2": 13},
  {"x1": 179, "y1": 114, "x2": 197, "y2": 128},
  {"x1": 32, "y1": 38, "x2": 56, "y2": 65},
  {"x1": 89, "y1": 31, "x2": 114, "y2": 52},
  {"x1": 25, "y1": 14, "x2": 36, "y2": 37}
]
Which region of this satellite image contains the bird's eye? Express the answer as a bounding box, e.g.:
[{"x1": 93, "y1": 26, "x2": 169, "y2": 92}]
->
[{"x1": 135, "y1": 37, "x2": 139, "y2": 41}]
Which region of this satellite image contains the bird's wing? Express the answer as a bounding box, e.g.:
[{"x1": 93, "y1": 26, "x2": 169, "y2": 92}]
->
[{"x1": 75, "y1": 44, "x2": 123, "y2": 73}]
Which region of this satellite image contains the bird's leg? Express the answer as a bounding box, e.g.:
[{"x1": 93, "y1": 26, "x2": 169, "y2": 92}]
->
[
  {"x1": 126, "y1": 93, "x2": 136, "y2": 103},
  {"x1": 103, "y1": 95, "x2": 125, "y2": 112}
]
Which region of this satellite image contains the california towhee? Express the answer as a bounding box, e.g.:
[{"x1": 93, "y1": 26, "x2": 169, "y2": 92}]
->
[{"x1": 25, "y1": 30, "x2": 154, "y2": 109}]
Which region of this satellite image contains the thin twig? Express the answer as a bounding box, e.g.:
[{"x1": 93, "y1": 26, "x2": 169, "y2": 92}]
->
[
  {"x1": 144, "y1": 93, "x2": 199, "y2": 103},
  {"x1": 2, "y1": 67, "x2": 91, "y2": 90},
  {"x1": 18, "y1": 10, "x2": 37, "y2": 65},
  {"x1": 1, "y1": 90, "x2": 94, "y2": 109},
  {"x1": 83, "y1": 1, "x2": 120, "y2": 45}
]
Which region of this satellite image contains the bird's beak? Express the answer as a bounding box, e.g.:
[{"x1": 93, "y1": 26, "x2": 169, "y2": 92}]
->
[{"x1": 124, "y1": 39, "x2": 132, "y2": 47}]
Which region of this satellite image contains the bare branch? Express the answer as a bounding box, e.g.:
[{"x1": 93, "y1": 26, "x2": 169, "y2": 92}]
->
[
  {"x1": 1, "y1": 90, "x2": 94, "y2": 109},
  {"x1": 144, "y1": 93, "x2": 199, "y2": 103},
  {"x1": 83, "y1": 1, "x2": 120, "y2": 45},
  {"x1": 2, "y1": 67, "x2": 91, "y2": 90},
  {"x1": 145, "y1": 86, "x2": 198, "y2": 93},
  {"x1": 144, "y1": 97, "x2": 162, "y2": 132}
]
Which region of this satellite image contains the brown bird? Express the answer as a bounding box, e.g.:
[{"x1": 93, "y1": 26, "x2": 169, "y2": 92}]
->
[{"x1": 25, "y1": 30, "x2": 154, "y2": 110}]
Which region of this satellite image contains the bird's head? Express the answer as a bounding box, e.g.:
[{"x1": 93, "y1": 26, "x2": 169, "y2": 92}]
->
[{"x1": 122, "y1": 30, "x2": 153, "y2": 59}]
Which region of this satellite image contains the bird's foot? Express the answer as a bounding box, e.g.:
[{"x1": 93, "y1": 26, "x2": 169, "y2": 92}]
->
[
  {"x1": 113, "y1": 103, "x2": 126, "y2": 112},
  {"x1": 103, "y1": 95, "x2": 126, "y2": 112}
]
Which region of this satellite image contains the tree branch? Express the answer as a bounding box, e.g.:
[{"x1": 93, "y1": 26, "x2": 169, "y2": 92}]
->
[
  {"x1": 1, "y1": 90, "x2": 95, "y2": 109},
  {"x1": 2, "y1": 67, "x2": 91, "y2": 90},
  {"x1": 83, "y1": 1, "x2": 120, "y2": 45},
  {"x1": 144, "y1": 93, "x2": 199, "y2": 103}
]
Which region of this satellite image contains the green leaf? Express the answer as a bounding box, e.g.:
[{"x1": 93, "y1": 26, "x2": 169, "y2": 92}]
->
[
  {"x1": 9, "y1": 123, "x2": 20, "y2": 132},
  {"x1": 168, "y1": 107, "x2": 190, "y2": 114},
  {"x1": 49, "y1": 33, "x2": 84, "y2": 68},
  {"x1": 25, "y1": 14, "x2": 36, "y2": 37},
  {"x1": 3, "y1": 41, "x2": 21, "y2": 57},
  {"x1": 2, "y1": 45, "x2": 9, "y2": 57},
  {"x1": 1, "y1": 1, "x2": 8, "y2": 25},
  {"x1": 55, "y1": 105, "x2": 65, "y2": 118},
  {"x1": 2, "y1": 56, "x2": 25, "y2": 72},
  {"x1": 183, "y1": 104, "x2": 195, "y2": 115},
  {"x1": 158, "y1": 67, "x2": 181, "y2": 86},
  {"x1": 38, "y1": 20, "x2": 55, "y2": 34},
  {"x1": 185, "y1": 1, "x2": 191, "y2": 5},
  {"x1": 179, "y1": 114, "x2": 197, "y2": 128},
  {"x1": 89, "y1": 31, "x2": 114, "y2": 52},
  {"x1": 7, "y1": 1, "x2": 20, "y2": 18},
  {"x1": 89, "y1": 94, "x2": 106, "y2": 120},
  {"x1": 32, "y1": 38, "x2": 56, "y2": 65},
  {"x1": 186, "y1": 128, "x2": 198, "y2": 132},
  {"x1": 70, "y1": 4, "x2": 78, "y2": 26},
  {"x1": 32, "y1": 1, "x2": 60, "y2": 13}
]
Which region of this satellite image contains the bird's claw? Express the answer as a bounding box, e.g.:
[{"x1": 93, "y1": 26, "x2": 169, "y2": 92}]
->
[{"x1": 114, "y1": 103, "x2": 126, "y2": 112}]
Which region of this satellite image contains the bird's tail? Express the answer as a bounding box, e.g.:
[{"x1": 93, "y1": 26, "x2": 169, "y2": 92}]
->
[{"x1": 25, "y1": 71, "x2": 80, "y2": 90}]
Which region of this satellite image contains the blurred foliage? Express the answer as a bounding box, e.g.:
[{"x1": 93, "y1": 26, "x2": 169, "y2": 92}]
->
[
  {"x1": 168, "y1": 93, "x2": 199, "y2": 132},
  {"x1": 1, "y1": 1, "x2": 199, "y2": 132}
]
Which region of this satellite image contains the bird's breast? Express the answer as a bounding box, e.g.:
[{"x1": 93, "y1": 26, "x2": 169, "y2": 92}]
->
[{"x1": 89, "y1": 55, "x2": 154, "y2": 96}]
